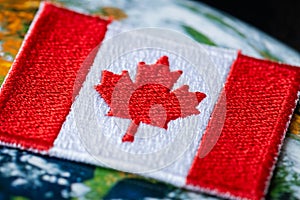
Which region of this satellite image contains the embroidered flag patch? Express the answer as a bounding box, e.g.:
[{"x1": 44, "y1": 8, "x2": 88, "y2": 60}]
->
[{"x1": 0, "y1": 3, "x2": 300, "y2": 200}]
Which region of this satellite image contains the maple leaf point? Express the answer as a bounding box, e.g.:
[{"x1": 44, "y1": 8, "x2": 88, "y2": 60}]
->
[{"x1": 95, "y1": 56, "x2": 206, "y2": 143}]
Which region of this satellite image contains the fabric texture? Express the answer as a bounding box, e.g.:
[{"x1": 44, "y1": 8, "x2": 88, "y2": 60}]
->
[
  {"x1": 95, "y1": 55, "x2": 207, "y2": 142},
  {"x1": 186, "y1": 53, "x2": 300, "y2": 200},
  {"x1": 0, "y1": 3, "x2": 110, "y2": 150},
  {"x1": 50, "y1": 21, "x2": 238, "y2": 187}
]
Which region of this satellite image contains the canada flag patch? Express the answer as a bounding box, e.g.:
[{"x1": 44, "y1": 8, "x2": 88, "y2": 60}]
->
[{"x1": 0, "y1": 3, "x2": 300, "y2": 200}]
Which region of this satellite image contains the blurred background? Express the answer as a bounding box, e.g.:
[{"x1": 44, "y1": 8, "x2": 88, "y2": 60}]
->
[{"x1": 198, "y1": 0, "x2": 300, "y2": 53}]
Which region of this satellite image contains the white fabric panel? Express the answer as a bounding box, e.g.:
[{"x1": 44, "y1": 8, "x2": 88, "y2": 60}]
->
[{"x1": 50, "y1": 22, "x2": 238, "y2": 187}]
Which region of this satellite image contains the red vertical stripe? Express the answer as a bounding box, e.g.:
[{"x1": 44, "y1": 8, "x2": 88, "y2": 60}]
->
[
  {"x1": 186, "y1": 54, "x2": 300, "y2": 199},
  {"x1": 0, "y1": 3, "x2": 109, "y2": 151}
]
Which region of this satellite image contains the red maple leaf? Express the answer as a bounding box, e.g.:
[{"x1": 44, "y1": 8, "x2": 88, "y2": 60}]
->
[{"x1": 95, "y1": 56, "x2": 206, "y2": 142}]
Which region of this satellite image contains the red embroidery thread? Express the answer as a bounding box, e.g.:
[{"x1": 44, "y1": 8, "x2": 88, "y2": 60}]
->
[
  {"x1": 0, "y1": 3, "x2": 110, "y2": 151},
  {"x1": 186, "y1": 53, "x2": 300, "y2": 200},
  {"x1": 95, "y1": 56, "x2": 206, "y2": 142}
]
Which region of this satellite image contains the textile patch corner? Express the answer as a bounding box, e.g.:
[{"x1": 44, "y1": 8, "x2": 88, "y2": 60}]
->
[
  {"x1": 186, "y1": 53, "x2": 300, "y2": 200},
  {"x1": 0, "y1": 3, "x2": 110, "y2": 150}
]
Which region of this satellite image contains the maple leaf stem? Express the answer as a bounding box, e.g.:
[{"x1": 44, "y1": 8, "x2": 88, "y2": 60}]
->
[{"x1": 122, "y1": 121, "x2": 140, "y2": 142}]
